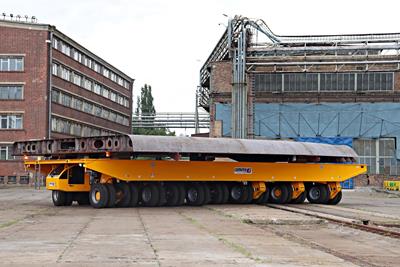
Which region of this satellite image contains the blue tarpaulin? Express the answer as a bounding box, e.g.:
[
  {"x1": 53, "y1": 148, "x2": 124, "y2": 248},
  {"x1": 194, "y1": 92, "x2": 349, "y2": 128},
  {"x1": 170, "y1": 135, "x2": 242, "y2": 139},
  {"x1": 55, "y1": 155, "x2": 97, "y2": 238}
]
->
[{"x1": 294, "y1": 137, "x2": 353, "y2": 148}]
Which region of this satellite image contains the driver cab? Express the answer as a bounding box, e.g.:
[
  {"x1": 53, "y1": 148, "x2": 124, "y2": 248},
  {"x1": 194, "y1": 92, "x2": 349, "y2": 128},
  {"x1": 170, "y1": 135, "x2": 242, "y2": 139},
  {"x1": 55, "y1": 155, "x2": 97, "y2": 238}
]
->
[{"x1": 46, "y1": 164, "x2": 90, "y2": 192}]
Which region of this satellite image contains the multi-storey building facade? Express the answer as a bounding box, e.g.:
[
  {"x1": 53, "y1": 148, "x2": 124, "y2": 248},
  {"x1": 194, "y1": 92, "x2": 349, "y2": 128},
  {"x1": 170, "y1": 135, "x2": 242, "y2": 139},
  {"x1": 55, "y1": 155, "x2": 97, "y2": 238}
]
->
[
  {"x1": 198, "y1": 16, "x2": 400, "y2": 186},
  {"x1": 0, "y1": 18, "x2": 134, "y2": 184}
]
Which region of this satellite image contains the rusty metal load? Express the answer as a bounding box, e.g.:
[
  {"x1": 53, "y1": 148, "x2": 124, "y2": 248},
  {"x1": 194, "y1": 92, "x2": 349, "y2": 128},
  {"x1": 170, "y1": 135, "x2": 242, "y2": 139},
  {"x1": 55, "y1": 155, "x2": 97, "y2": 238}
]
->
[{"x1": 13, "y1": 134, "x2": 357, "y2": 160}]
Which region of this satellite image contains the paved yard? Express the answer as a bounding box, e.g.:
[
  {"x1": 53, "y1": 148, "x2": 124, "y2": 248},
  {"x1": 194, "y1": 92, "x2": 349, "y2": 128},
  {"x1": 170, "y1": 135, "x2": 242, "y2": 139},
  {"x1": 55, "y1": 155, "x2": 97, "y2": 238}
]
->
[{"x1": 0, "y1": 187, "x2": 399, "y2": 266}]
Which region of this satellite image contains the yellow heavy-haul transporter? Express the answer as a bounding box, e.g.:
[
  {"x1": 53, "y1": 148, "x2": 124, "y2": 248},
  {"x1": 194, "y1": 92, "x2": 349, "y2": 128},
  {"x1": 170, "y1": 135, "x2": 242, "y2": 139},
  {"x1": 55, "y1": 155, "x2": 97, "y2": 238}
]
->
[{"x1": 13, "y1": 135, "x2": 366, "y2": 208}]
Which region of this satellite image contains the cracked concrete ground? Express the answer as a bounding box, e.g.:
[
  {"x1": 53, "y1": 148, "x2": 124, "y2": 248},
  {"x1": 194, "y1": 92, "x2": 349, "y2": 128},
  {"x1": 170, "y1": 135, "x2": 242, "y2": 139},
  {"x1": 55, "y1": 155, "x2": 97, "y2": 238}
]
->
[{"x1": 0, "y1": 187, "x2": 399, "y2": 266}]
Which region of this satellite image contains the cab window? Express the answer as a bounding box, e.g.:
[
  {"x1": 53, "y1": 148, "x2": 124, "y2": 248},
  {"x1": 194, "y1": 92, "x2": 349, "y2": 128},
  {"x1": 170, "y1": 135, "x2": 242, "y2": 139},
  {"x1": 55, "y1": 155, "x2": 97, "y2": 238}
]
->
[
  {"x1": 68, "y1": 166, "x2": 85, "y2": 184},
  {"x1": 49, "y1": 165, "x2": 65, "y2": 177}
]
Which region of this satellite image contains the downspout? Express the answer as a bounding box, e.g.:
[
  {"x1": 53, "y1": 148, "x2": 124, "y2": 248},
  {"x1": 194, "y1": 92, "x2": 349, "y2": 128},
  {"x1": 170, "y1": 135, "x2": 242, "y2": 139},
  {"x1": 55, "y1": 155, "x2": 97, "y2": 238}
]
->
[{"x1": 47, "y1": 28, "x2": 53, "y2": 139}]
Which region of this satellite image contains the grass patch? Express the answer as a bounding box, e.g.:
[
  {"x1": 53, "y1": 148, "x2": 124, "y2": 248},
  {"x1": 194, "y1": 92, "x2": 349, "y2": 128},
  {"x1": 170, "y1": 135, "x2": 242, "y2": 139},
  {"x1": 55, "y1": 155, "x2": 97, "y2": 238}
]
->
[{"x1": 0, "y1": 219, "x2": 19, "y2": 229}]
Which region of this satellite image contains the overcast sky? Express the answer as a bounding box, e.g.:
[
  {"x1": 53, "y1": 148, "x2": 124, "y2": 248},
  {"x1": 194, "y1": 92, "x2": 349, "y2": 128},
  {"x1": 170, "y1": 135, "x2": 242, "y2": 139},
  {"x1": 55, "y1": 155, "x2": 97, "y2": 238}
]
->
[{"x1": 3, "y1": 0, "x2": 400, "y2": 116}]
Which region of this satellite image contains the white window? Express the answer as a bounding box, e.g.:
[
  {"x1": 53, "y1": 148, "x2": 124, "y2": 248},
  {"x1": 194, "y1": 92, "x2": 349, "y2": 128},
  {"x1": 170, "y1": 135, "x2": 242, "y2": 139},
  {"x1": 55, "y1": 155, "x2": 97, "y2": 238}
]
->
[
  {"x1": 124, "y1": 80, "x2": 130, "y2": 89},
  {"x1": 110, "y1": 92, "x2": 116, "y2": 102},
  {"x1": 84, "y1": 57, "x2": 92, "y2": 68},
  {"x1": 61, "y1": 42, "x2": 70, "y2": 56},
  {"x1": 103, "y1": 68, "x2": 109, "y2": 78},
  {"x1": 83, "y1": 79, "x2": 93, "y2": 90},
  {"x1": 51, "y1": 90, "x2": 60, "y2": 103},
  {"x1": 52, "y1": 63, "x2": 58, "y2": 75},
  {"x1": 73, "y1": 73, "x2": 82, "y2": 86},
  {"x1": 110, "y1": 72, "x2": 117, "y2": 82},
  {"x1": 94, "y1": 83, "x2": 101, "y2": 94},
  {"x1": 61, "y1": 67, "x2": 70, "y2": 81},
  {"x1": 0, "y1": 57, "x2": 24, "y2": 71},
  {"x1": 124, "y1": 98, "x2": 129, "y2": 108},
  {"x1": 0, "y1": 114, "x2": 23, "y2": 129},
  {"x1": 0, "y1": 145, "x2": 14, "y2": 160},
  {"x1": 61, "y1": 94, "x2": 71, "y2": 106},
  {"x1": 117, "y1": 77, "x2": 124, "y2": 86},
  {"x1": 52, "y1": 38, "x2": 59, "y2": 49},
  {"x1": 102, "y1": 88, "x2": 109, "y2": 98},
  {"x1": 0, "y1": 85, "x2": 23, "y2": 100},
  {"x1": 94, "y1": 62, "x2": 101, "y2": 73},
  {"x1": 73, "y1": 50, "x2": 82, "y2": 62}
]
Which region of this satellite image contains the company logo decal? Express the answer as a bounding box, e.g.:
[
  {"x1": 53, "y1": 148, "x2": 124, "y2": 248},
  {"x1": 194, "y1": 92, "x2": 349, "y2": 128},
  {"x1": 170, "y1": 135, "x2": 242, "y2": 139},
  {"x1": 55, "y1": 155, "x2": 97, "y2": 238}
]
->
[{"x1": 234, "y1": 167, "x2": 252, "y2": 174}]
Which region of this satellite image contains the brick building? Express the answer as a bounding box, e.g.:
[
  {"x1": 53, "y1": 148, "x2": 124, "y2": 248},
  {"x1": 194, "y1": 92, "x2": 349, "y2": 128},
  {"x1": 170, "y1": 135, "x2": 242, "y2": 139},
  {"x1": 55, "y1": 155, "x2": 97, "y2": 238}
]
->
[
  {"x1": 0, "y1": 18, "x2": 134, "y2": 184},
  {"x1": 198, "y1": 16, "x2": 400, "y2": 187}
]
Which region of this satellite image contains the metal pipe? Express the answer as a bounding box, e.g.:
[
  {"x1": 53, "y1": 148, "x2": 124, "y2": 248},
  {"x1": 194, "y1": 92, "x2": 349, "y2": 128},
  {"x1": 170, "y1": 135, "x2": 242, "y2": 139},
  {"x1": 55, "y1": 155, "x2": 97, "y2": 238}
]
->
[{"x1": 247, "y1": 60, "x2": 400, "y2": 66}]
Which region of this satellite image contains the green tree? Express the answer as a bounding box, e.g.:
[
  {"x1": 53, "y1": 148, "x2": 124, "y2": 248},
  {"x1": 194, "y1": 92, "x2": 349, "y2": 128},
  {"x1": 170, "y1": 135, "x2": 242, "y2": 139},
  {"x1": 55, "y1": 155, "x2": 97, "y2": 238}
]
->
[{"x1": 133, "y1": 84, "x2": 175, "y2": 136}]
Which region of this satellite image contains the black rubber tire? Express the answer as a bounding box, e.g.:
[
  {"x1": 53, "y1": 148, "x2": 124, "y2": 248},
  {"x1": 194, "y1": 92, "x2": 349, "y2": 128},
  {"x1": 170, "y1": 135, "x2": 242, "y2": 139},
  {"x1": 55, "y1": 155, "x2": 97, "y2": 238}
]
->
[
  {"x1": 175, "y1": 182, "x2": 186, "y2": 206},
  {"x1": 164, "y1": 183, "x2": 180, "y2": 206},
  {"x1": 77, "y1": 192, "x2": 90, "y2": 205},
  {"x1": 115, "y1": 182, "x2": 131, "y2": 207},
  {"x1": 89, "y1": 183, "x2": 109, "y2": 209},
  {"x1": 64, "y1": 192, "x2": 74, "y2": 206},
  {"x1": 209, "y1": 183, "x2": 224, "y2": 204},
  {"x1": 220, "y1": 183, "x2": 230, "y2": 204},
  {"x1": 52, "y1": 190, "x2": 66, "y2": 206},
  {"x1": 291, "y1": 192, "x2": 306, "y2": 204},
  {"x1": 306, "y1": 183, "x2": 329, "y2": 204},
  {"x1": 158, "y1": 184, "x2": 167, "y2": 206},
  {"x1": 284, "y1": 183, "x2": 293, "y2": 204},
  {"x1": 203, "y1": 183, "x2": 211, "y2": 205},
  {"x1": 244, "y1": 184, "x2": 254, "y2": 204},
  {"x1": 327, "y1": 191, "x2": 342, "y2": 205},
  {"x1": 106, "y1": 184, "x2": 116, "y2": 208},
  {"x1": 255, "y1": 187, "x2": 270, "y2": 204},
  {"x1": 229, "y1": 183, "x2": 249, "y2": 204},
  {"x1": 128, "y1": 183, "x2": 139, "y2": 207},
  {"x1": 186, "y1": 183, "x2": 205, "y2": 206},
  {"x1": 269, "y1": 183, "x2": 289, "y2": 204},
  {"x1": 140, "y1": 183, "x2": 160, "y2": 207}
]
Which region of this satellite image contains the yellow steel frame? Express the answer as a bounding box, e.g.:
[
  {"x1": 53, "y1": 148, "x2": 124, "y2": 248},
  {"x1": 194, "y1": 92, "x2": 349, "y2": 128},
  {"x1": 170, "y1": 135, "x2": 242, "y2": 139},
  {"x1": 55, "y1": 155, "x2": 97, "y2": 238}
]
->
[
  {"x1": 26, "y1": 159, "x2": 366, "y2": 182},
  {"x1": 26, "y1": 159, "x2": 366, "y2": 189}
]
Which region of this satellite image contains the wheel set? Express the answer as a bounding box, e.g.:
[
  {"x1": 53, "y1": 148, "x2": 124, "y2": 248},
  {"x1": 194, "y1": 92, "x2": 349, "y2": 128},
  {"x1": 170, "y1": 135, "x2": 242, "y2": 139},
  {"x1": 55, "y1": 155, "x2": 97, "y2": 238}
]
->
[
  {"x1": 52, "y1": 190, "x2": 90, "y2": 206},
  {"x1": 52, "y1": 181, "x2": 343, "y2": 208}
]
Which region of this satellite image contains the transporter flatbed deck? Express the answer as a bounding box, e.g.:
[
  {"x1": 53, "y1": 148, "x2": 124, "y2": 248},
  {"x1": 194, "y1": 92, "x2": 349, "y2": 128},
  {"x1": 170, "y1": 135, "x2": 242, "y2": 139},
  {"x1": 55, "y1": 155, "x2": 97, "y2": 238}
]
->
[{"x1": 14, "y1": 135, "x2": 366, "y2": 208}]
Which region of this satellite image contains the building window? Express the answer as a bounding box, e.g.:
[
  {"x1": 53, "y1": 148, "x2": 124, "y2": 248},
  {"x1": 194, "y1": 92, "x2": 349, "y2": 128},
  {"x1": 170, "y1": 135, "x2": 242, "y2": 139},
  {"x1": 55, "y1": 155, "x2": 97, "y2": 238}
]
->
[
  {"x1": 110, "y1": 72, "x2": 117, "y2": 82},
  {"x1": 52, "y1": 63, "x2": 58, "y2": 75},
  {"x1": 61, "y1": 94, "x2": 71, "y2": 106},
  {"x1": 61, "y1": 42, "x2": 71, "y2": 56},
  {"x1": 94, "y1": 62, "x2": 101, "y2": 73},
  {"x1": 0, "y1": 145, "x2": 14, "y2": 160},
  {"x1": 73, "y1": 50, "x2": 82, "y2": 63},
  {"x1": 51, "y1": 89, "x2": 129, "y2": 126},
  {"x1": 0, "y1": 114, "x2": 23, "y2": 129},
  {"x1": 0, "y1": 85, "x2": 23, "y2": 100},
  {"x1": 60, "y1": 66, "x2": 71, "y2": 81},
  {"x1": 103, "y1": 68, "x2": 109, "y2": 78},
  {"x1": 52, "y1": 62, "x2": 130, "y2": 107},
  {"x1": 0, "y1": 56, "x2": 24, "y2": 71},
  {"x1": 52, "y1": 37, "x2": 131, "y2": 88},
  {"x1": 83, "y1": 79, "x2": 92, "y2": 91},
  {"x1": 254, "y1": 72, "x2": 394, "y2": 92},
  {"x1": 73, "y1": 73, "x2": 82, "y2": 86},
  {"x1": 94, "y1": 83, "x2": 101, "y2": 94},
  {"x1": 353, "y1": 138, "x2": 398, "y2": 175},
  {"x1": 51, "y1": 116, "x2": 117, "y2": 137}
]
